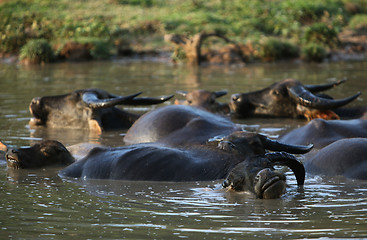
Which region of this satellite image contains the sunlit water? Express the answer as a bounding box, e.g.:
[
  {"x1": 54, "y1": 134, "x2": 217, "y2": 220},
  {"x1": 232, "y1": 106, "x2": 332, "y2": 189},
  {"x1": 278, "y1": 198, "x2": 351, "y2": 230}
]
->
[{"x1": 0, "y1": 59, "x2": 367, "y2": 239}]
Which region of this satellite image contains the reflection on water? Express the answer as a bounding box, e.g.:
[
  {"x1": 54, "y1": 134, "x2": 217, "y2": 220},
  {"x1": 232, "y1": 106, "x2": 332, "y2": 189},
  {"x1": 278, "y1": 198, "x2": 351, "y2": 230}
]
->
[
  {"x1": 2, "y1": 167, "x2": 367, "y2": 239},
  {"x1": 0, "y1": 60, "x2": 367, "y2": 238}
]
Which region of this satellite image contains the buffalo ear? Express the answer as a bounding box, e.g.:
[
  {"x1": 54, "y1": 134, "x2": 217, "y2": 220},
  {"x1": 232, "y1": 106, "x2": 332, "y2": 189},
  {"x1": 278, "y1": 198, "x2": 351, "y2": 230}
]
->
[
  {"x1": 88, "y1": 119, "x2": 103, "y2": 134},
  {"x1": 222, "y1": 161, "x2": 248, "y2": 191}
]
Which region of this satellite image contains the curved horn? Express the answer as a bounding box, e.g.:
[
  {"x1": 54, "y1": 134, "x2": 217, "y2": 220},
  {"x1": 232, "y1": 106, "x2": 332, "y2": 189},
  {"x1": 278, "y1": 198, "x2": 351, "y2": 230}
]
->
[
  {"x1": 287, "y1": 84, "x2": 361, "y2": 110},
  {"x1": 266, "y1": 152, "x2": 305, "y2": 186},
  {"x1": 305, "y1": 78, "x2": 347, "y2": 93},
  {"x1": 214, "y1": 90, "x2": 228, "y2": 98},
  {"x1": 176, "y1": 90, "x2": 188, "y2": 97},
  {"x1": 258, "y1": 134, "x2": 313, "y2": 154},
  {"x1": 122, "y1": 95, "x2": 174, "y2": 105},
  {"x1": 82, "y1": 92, "x2": 142, "y2": 109}
]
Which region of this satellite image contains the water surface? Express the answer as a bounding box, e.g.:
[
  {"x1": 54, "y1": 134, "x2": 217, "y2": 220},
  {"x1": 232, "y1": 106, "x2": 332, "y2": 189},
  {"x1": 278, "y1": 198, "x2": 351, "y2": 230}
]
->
[{"x1": 0, "y1": 60, "x2": 366, "y2": 239}]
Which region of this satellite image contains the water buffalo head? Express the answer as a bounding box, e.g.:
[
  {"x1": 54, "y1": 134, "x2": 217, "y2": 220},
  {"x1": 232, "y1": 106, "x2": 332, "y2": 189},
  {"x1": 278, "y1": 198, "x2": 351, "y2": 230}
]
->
[
  {"x1": 213, "y1": 131, "x2": 313, "y2": 156},
  {"x1": 223, "y1": 152, "x2": 304, "y2": 199},
  {"x1": 215, "y1": 131, "x2": 310, "y2": 198},
  {"x1": 230, "y1": 79, "x2": 361, "y2": 119},
  {"x1": 5, "y1": 140, "x2": 74, "y2": 169},
  {"x1": 175, "y1": 89, "x2": 230, "y2": 113},
  {"x1": 29, "y1": 88, "x2": 173, "y2": 131}
]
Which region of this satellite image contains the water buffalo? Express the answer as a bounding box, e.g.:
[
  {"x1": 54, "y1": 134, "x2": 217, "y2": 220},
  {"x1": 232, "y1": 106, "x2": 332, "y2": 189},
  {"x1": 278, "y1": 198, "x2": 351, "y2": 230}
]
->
[
  {"x1": 4, "y1": 140, "x2": 74, "y2": 169},
  {"x1": 230, "y1": 78, "x2": 361, "y2": 120},
  {"x1": 304, "y1": 138, "x2": 367, "y2": 180},
  {"x1": 278, "y1": 118, "x2": 367, "y2": 149},
  {"x1": 124, "y1": 105, "x2": 241, "y2": 146},
  {"x1": 29, "y1": 88, "x2": 173, "y2": 132},
  {"x1": 222, "y1": 152, "x2": 305, "y2": 199},
  {"x1": 334, "y1": 105, "x2": 367, "y2": 119},
  {"x1": 2, "y1": 132, "x2": 310, "y2": 198},
  {"x1": 174, "y1": 89, "x2": 230, "y2": 113},
  {"x1": 278, "y1": 119, "x2": 367, "y2": 180},
  {"x1": 1, "y1": 140, "x2": 103, "y2": 169},
  {"x1": 59, "y1": 131, "x2": 310, "y2": 198}
]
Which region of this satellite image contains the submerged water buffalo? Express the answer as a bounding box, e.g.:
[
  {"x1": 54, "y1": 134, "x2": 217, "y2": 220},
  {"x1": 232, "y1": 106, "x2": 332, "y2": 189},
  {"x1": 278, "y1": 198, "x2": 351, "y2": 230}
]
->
[
  {"x1": 29, "y1": 88, "x2": 173, "y2": 132},
  {"x1": 278, "y1": 118, "x2": 367, "y2": 149},
  {"x1": 278, "y1": 119, "x2": 367, "y2": 180},
  {"x1": 230, "y1": 79, "x2": 361, "y2": 120},
  {"x1": 175, "y1": 89, "x2": 230, "y2": 113},
  {"x1": 124, "y1": 105, "x2": 241, "y2": 146},
  {"x1": 304, "y1": 138, "x2": 367, "y2": 180},
  {"x1": 2, "y1": 133, "x2": 311, "y2": 198},
  {"x1": 1, "y1": 140, "x2": 103, "y2": 169},
  {"x1": 4, "y1": 140, "x2": 74, "y2": 169},
  {"x1": 59, "y1": 131, "x2": 310, "y2": 198}
]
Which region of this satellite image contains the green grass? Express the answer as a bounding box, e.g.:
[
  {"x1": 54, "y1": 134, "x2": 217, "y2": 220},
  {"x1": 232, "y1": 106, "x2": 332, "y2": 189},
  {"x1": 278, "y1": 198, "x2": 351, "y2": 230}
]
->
[
  {"x1": 302, "y1": 43, "x2": 327, "y2": 62},
  {"x1": 259, "y1": 38, "x2": 300, "y2": 61},
  {"x1": 348, "y1": 14, "x2": 367, "y2": 31},
  {"x1": 1, "y1": 0, "x2": 366, "y2": 62},
  {"x1": 19, "y1": 38, "x2": 55, "y2": 63}
]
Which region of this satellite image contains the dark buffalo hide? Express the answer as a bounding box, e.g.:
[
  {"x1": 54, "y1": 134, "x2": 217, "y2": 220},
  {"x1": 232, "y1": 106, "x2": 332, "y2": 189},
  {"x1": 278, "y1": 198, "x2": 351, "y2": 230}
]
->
[
  {"x1": 304, "y1": 138, "x2": 367, "y2": 180},
  {"x1": 3, "y1": 132, "x2": 310, "y2": 198},
  {"x1": 279, "y1": 118, "x2": 367, "y2": 149},
  {"x1": 230, "y1": 78, "x2": 361, "y2": 120},
  {"x1": 29, "y1": 88, "x2": 173, "y2": 132},
  {"x1": 124, "y1": 105, "x2": 240, "y2": 146},
  {"x1": 60, "y1": 131, "x2": 309, "y2": 198}
]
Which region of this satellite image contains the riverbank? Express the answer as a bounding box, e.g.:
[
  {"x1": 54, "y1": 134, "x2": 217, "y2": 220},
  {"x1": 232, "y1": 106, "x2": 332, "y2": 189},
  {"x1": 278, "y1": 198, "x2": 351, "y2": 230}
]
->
[{"x1": 1, "y1": 0, "x2": 367, "y2": 64}]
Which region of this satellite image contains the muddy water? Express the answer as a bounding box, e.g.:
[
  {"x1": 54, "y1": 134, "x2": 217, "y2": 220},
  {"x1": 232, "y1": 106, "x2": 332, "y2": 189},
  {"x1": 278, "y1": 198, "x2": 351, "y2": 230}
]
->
[{"x1": 0, "y1": 60, "x2": 366, "y2": 239}]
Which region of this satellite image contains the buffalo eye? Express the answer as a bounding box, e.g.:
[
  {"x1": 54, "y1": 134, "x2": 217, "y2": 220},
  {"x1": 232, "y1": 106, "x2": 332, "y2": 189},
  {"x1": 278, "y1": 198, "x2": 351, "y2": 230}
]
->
[
  {"x1": 271, "y1": 90, "x2": 280, "y2": 96},
  {"x1": 31, "y1": 98, "x2": 40, "y2": 105},
  {"x1": 232, "y1": 94, "x2": 241, "y2": 102},
  {"x1": 40, "y1": 146, "x2": 58, "y2": 157},
  {"x1": 41, "y1": 149, "x2": 52, "y2": 157},
  {"x1": 254, "y1": 174, "x2": 260, "y2": 184},
  {"x1": 217, "y1": 141, "x2": 236, "y2": 152}
]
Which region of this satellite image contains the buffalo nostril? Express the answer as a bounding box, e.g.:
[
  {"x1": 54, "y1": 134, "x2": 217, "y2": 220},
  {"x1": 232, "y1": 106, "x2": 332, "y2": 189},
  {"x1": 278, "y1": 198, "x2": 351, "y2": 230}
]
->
[
  {"x1": 222, "y1": 179, "x2": 231, "y2": 188},
  {"x1": 256, "y1": 168, "x2": 272, "y2": 178}
]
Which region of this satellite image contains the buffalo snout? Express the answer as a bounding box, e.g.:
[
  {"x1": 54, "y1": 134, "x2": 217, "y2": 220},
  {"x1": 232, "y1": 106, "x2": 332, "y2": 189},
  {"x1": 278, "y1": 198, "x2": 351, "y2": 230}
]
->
[
  {"x1": 254, "y1": 168, "x2": 286, "y2": 199},
  {"x1": 6, "y1": 148, "x2": 22, "y2": 169},
  {"x1": 229, "y1": 93, "x2": 254, "y2": 117}
]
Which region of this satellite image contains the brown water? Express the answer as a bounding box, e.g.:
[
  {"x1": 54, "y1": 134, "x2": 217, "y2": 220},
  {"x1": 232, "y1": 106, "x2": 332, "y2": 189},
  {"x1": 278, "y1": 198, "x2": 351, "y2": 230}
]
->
[{"x1": 0, "y1": 59, "x2": 367, "y2": 239}]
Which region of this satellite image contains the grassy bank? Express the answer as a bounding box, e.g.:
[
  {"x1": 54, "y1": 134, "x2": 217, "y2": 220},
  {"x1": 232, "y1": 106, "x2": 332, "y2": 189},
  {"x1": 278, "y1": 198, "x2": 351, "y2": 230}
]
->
[{"x1": 1, "y1": 0, "x2": 367, "y2": 63}]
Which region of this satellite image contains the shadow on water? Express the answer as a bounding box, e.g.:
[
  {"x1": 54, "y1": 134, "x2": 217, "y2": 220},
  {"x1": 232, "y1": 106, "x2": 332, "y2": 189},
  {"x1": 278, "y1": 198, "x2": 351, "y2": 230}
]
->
[{"x1": 0, "y1": 60, "x2": 367, "y2": 238}]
